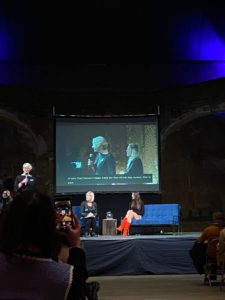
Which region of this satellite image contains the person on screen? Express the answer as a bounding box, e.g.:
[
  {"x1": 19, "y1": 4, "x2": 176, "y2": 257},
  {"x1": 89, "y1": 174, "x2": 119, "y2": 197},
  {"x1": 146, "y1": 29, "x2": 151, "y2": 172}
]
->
[
  {"x1": 80, "y1": 191, "x2": 98, "y2": 237},
  {"x1": 88, "y1": 136, "x2": 116, "y2": 176},
  {"x1": 125, "y1": 143, "x2": 143, "y2": 176},
  {"x1": 14, "y1": 162, "x2": 36, "y2": 193},
  {"x1": 116, "y1": 192, "x2": 144, "y2": 237}
]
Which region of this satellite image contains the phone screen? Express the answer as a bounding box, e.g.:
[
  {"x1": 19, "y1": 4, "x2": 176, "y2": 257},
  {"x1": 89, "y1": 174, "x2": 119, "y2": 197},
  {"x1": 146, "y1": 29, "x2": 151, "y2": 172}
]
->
[{"x1": 55, "y1": 200, "x2": 73, "y2": 230}]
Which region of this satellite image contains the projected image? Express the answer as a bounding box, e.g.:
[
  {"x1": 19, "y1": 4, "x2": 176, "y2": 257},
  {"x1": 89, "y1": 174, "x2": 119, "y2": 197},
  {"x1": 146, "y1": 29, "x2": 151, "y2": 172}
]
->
[{"x1": 55, "y1": 116, "x2": 159, "y2": 194}]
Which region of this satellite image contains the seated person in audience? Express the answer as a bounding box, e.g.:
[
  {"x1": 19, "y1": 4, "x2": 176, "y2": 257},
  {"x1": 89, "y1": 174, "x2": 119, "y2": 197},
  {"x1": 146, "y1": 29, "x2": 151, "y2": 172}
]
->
[
  {"x1": 117, "y1": 192, "x2": 145, "y2": 237},
  {"x1": 217, "y1": 227, "x2": 225, "y2": 265},
  {"x1": 0, "y1": 189, "x2": 13, "y2": 213},
  {"x1": 80, "y1": 191, "x2": 98, "y2": 237},
  {"x1": 197, "y1": 211, "x2": 225, "y2": 262},
  {"x1": 57, "y1": 227, "x2": 100, "y2": 300},
  {"x1": 0, "y1": 190, "x2": 91, "y2": 300},
  {"x1": 14, "y1": 162, "x2": 36, "y2": 193}
]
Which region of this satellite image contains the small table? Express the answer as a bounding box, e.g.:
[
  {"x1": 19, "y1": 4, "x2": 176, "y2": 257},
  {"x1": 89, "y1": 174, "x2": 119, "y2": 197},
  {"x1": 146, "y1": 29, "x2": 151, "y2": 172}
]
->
[{"x1": 102, "y1": 218, "x2": 117, "y2": 235}]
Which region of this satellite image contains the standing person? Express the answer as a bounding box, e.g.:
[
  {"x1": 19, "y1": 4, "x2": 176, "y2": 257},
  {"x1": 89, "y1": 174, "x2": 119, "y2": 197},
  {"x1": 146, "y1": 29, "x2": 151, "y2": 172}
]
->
[
  {"x1": 125, "y1": 143, "x2": 143, "y2": 176},
  {"x1": 14, "y1": 162, "x2": 36, "y2": 193},
  {"x1": 80, "y1": 191, "x2": 98, "y2": 237},
  {"x1": 0, "y1": 190, "x2": 13, "y2": 213},
  {"x1": 0, "y1": 190, "x2": 90, "y2": 300},
  {"x1": 88, "y1": 136, "x2": 116, "y2": 176},
  {"x1": 117, "y1": 192, "x2": 145, "y2": 237}
]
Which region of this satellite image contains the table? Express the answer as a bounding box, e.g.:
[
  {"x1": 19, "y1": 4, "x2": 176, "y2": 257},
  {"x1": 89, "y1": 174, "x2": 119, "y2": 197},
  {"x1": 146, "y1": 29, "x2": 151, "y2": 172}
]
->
[{"x1": 102, "y1": 218, "x2": 117, "y2": 235}]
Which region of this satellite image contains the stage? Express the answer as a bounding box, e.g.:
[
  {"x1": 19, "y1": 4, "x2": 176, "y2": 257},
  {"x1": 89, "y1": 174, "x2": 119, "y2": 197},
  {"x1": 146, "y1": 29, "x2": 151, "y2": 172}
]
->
[{"x1": 81, "y1": 233, "x2": 199, "y2": 276}]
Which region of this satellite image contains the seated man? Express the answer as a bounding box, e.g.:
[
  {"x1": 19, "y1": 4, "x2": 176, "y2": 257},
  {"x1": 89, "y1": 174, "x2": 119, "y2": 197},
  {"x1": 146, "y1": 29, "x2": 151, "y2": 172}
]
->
[
  {"x1": 197, "y1": 211, "x2": 225, "y2": 282},
  {"x1": 197, "y1": 211, "x2": 225, "y2": 262}
]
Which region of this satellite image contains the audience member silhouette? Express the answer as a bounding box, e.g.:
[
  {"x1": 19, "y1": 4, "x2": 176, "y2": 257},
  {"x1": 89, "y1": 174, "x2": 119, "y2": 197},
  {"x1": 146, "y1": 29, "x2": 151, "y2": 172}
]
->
[{"x1": 0, "y1": 190, "x2": 99, "y2": 300}]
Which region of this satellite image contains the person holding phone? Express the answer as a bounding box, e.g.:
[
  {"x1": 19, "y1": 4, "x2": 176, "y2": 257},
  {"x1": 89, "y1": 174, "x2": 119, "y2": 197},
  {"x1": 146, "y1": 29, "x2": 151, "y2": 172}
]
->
[
  {"x1": 14, "y1": 162, "x2": 36, "y2": 193},
  {"x1": 55, "y1": 200, "x2": 73, "y2": 231},
  {"x1": 0, "y1": 190, "x2": 93, "y2": 300},
  {"x1": 80, "y1": 191, "x2": 98, "y2": 237}
]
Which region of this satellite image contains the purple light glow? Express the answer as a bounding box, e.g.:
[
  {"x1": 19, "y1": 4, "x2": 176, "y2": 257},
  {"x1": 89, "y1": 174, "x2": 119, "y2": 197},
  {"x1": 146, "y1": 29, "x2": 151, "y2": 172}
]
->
[{"x1": 191, "y1": 17, "x2": 225, "y2": 61}]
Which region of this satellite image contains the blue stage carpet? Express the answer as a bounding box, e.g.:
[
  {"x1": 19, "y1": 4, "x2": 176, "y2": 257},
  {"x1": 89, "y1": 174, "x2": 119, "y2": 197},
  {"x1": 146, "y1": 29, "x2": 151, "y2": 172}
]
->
[{"x1": 81, "y1": 233, "x2": 200, "y2": 276}]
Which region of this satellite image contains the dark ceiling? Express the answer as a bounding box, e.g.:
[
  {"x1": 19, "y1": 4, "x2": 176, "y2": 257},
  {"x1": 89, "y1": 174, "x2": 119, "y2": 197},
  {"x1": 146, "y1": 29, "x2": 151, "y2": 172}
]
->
[
  {"x1": 2, "y1": 1, "x2": 225, "y2": 63},
  {"x1": 1, "y1": 1, "x2": 225, "y2": 101}
]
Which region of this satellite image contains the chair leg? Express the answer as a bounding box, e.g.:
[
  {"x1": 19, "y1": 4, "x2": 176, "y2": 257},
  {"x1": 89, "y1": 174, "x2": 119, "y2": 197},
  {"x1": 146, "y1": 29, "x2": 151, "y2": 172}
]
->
[
  {"x1": 204, "y1": 263, "x2": 218, "y2": 287},
  {"x1": 219, "y1": 264, "x2": 225, "y2": 291}
]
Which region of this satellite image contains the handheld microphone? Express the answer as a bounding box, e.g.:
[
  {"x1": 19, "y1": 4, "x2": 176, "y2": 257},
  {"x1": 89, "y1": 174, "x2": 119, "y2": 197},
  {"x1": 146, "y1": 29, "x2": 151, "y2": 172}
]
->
[{"x1": 88, "y1": 153, "x2": 94, "y2": 167}]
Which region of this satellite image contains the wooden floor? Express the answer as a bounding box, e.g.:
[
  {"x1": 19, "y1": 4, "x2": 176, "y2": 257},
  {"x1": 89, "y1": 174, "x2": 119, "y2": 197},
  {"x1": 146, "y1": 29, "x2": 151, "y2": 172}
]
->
[{"x1": 88, "y1": 274, "x2": 225, "y2": 300}]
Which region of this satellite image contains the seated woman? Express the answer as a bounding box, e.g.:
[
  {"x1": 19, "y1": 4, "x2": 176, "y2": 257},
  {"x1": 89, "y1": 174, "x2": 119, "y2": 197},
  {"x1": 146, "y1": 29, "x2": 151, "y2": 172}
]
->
[
  {"x1": 80, "y1": 191, "x2": 98, "y2": 237},
  {"x1": 0, "y1": 190, "x2": 89, "y2": 300},
  {"x1": 117, "y1": 192, "x2": 145, "y2": 237}
]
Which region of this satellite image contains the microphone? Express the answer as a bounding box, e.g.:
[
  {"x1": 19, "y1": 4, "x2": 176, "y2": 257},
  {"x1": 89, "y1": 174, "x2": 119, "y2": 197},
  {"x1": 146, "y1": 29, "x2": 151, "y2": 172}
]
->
[{"x1": 88, "y1": 153, "x2": 94, "y2": 167}]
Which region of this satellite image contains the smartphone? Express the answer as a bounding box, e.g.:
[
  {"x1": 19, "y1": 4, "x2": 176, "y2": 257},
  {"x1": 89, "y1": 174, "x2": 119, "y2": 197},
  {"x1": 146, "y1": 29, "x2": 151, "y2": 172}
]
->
[{"x1": 55, "y1": 199, "x2": 73, "y2": 231}]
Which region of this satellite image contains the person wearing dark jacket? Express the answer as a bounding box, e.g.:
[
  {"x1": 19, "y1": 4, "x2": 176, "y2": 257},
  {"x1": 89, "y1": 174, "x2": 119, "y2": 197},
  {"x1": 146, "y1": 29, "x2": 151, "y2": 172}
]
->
[
  {"x1": 117, "y1": 192, "x2": 144, "y2": 237},
  {"x1": 80, "y1": 191, "x2": 98, "y2": 237},
  {"x1": 197, "y1": 211, "x2": 225, "y2": 261},
  {"x1": 14, "y1": 162, "x2": 36, "y2": 193},
  {"x1": 125, "y1": 143, "x2": 143, "y2": 176},
  {"x1": 88, "y1": 136, "x2": 116, "y2": 176}
]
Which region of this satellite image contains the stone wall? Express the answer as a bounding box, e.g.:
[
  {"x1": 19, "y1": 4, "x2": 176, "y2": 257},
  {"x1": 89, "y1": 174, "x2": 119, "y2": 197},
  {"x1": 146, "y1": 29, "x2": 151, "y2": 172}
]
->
[{"x1": 1, "y1": 80, "x2": 225, "y2": 230}]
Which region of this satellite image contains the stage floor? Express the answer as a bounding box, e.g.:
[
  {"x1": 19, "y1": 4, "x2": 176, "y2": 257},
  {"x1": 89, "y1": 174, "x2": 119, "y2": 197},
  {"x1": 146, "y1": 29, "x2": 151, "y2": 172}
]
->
[
  {"x1": 81, "y1": 232, "x2": 200, "y2": 276},
  {"x1": 81, "y1": 232, "x2": 200, "y2": 241}
]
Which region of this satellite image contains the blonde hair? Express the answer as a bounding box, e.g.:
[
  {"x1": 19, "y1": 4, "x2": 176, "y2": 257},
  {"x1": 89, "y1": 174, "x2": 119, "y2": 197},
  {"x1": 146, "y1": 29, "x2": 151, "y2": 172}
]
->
[
  {"x1": 23, "y1": 162, "x2": 32, "y2": 171},
  {"x1": 92, "y1": 136, "x2": 108, "y2": 150},
  {"x1": 86, "y1": 191, "x2": 95, "y2": 202}
]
